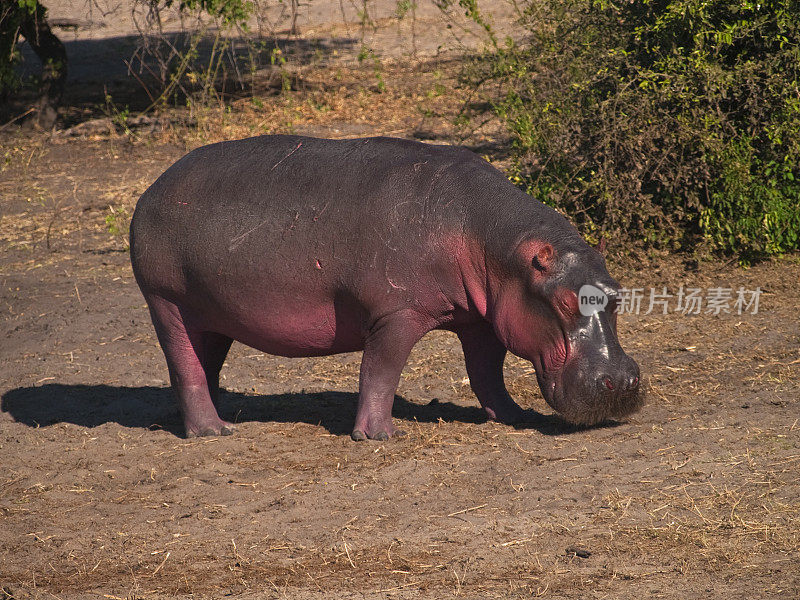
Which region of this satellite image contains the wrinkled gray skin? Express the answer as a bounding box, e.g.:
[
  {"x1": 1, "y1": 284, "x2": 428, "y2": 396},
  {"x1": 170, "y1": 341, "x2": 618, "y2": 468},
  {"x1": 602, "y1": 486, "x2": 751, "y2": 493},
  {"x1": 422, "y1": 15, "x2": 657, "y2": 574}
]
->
[{"x1": 130, "y1": 135, "x2": 644, "y2": 440}]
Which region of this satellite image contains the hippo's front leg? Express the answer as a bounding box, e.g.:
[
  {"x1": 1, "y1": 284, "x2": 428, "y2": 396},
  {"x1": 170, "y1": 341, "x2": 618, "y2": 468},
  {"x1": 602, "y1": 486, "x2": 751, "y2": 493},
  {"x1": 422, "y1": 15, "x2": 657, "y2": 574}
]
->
[
  {"x1": 457, "y1": 322, "x2": 526, "y2": 424},
  {"x1": 351, "y1": 313, "x2": 426, "y2": 441}
]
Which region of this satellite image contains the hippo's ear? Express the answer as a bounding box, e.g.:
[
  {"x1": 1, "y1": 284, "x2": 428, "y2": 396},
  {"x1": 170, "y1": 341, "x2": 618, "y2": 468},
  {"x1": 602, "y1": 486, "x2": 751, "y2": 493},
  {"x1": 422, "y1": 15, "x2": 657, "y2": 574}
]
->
[
  {"x1": 516, "y1": 239, "x2": 556, "y2": 274},
  {"x1": 529, "y1": 242, "x2": 555, "y2": 273},
  {"x1": 596, "y1": 237, "x2": 607, "y2": 255}
]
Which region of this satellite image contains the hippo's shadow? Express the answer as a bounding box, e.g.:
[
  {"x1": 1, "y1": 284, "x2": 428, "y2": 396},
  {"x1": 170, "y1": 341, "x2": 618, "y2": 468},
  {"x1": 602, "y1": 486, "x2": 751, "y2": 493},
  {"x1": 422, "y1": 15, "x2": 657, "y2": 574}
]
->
[{"x1": 0, "y1": 384, "x2": 618, "y2": 438}]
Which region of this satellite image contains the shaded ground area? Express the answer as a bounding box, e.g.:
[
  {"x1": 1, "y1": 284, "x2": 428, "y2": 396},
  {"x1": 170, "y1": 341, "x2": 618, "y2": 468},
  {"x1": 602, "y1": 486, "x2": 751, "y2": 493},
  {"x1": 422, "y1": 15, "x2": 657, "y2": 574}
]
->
[
  {"x1": 1, "y1": 9, "x2": 799, "y2": 598},
  {"x1": 11, "y1": 0, "x2": 514, "y2": 124}
]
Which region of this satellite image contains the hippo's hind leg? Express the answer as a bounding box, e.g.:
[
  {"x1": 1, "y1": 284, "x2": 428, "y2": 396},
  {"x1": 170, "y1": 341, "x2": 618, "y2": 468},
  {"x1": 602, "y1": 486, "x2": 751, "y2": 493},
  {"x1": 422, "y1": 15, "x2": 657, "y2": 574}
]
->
[
  {"x1": 351, "y1": 312, "x2": 426, "y2": 441},
  {"x1": 145, "y1": 295, "x2": 236, "y2": 438},
  {"x1": 457, "y1": 321, "x2": 526, "y2": 424}
]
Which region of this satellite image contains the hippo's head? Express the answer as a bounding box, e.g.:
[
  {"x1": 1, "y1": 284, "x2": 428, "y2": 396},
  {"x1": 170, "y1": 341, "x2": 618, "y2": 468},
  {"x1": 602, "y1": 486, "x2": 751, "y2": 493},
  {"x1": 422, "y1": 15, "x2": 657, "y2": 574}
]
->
[{"x1": 490, "y1": 237, "x2": 644, "y2": 426}]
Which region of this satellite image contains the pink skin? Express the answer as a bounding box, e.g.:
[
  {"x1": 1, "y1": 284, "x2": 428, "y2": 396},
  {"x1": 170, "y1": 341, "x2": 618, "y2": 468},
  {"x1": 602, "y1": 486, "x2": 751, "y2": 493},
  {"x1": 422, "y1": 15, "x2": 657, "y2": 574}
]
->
[
  {"x1": 452, "y1": 236, "x2": 576, "y2": 423},
  {"x1": 462, "y1": 237, "x2": 572, "y2": 384},
  {"x1": 446, "y1": 235, "x2": 529, "y2": 422}
]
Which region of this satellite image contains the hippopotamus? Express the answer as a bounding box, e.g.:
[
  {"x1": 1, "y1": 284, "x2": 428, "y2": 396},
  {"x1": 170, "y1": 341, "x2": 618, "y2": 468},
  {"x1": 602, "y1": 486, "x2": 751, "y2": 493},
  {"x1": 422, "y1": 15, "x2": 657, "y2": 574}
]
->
[{"x1": 130, "y1": 135, "x2": 644, "y2": 440}]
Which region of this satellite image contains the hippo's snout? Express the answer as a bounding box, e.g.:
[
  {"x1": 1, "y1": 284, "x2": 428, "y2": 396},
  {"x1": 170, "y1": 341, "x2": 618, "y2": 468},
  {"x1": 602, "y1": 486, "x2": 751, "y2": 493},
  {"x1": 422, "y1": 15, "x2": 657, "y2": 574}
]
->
[
  {"x1": 541, "y1": 352, "x2": 645, "y2": 426},
  {"x1": 594, "y1": 354, "x2": 640, "y2": 395}
]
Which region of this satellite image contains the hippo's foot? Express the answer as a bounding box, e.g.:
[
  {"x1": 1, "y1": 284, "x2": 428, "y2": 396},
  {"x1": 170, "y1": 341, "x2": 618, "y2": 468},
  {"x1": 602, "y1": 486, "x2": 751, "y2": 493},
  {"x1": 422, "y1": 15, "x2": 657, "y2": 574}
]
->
[
  {"x1": 185, "y1": 419, "x2": 237, "y2": 438},
  {"x1": 481, "y1": 395, "x2": 527, "y2": 425},
  {"x1": 351, "y1": 421, "x2": 407, "y2": 442}
]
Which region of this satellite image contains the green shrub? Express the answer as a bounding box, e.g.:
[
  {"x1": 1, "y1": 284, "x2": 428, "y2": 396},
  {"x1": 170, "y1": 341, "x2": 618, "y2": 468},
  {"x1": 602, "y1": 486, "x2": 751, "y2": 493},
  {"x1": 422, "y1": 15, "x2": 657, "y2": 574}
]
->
[
  {"x1": 464, "y1": 0, "x2": 800, "y2": 260},
  {"x1": 0, "y1": 0, "x2": 39, "y2": 97}
]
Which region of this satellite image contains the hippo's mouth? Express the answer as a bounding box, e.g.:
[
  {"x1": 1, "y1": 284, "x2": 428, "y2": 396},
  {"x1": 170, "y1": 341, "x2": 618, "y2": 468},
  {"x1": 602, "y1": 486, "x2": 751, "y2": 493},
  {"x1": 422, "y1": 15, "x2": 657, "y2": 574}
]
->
[{"x1": 536, "y1": 368, "x2": 646, "y2": 426}]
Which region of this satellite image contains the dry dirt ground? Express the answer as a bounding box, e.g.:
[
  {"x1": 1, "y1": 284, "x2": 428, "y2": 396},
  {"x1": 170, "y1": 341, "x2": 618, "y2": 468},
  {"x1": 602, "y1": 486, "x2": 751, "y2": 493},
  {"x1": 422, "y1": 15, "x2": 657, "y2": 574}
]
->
[{"x1": 2, "y1": 7, "x2": 800, "y2": 599}]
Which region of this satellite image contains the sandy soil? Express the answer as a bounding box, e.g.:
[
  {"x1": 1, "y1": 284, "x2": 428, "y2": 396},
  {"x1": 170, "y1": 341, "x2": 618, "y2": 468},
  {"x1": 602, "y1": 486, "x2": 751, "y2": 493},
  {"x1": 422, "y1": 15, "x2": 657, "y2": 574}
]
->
[{"x1": 2, "y1": 4, "x2": 799, "y2": 599}]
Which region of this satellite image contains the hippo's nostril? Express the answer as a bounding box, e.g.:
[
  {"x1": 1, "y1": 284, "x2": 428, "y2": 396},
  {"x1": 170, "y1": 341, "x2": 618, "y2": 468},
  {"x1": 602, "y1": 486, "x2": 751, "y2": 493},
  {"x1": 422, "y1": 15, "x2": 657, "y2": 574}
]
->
[
  {"x1": 631, "y1": 376, "x2": 639, "y2": 388},
  {"x1": 604, "y1": 377, "x2": 615, "y2": 391}
]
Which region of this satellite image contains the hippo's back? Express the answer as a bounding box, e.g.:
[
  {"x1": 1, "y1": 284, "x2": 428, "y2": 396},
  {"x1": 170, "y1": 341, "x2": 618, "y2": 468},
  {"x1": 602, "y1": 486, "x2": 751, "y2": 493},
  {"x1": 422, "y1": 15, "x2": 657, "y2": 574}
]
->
[{"x1": 130, "y1": 135, "x2": 491, "y2": 355}]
